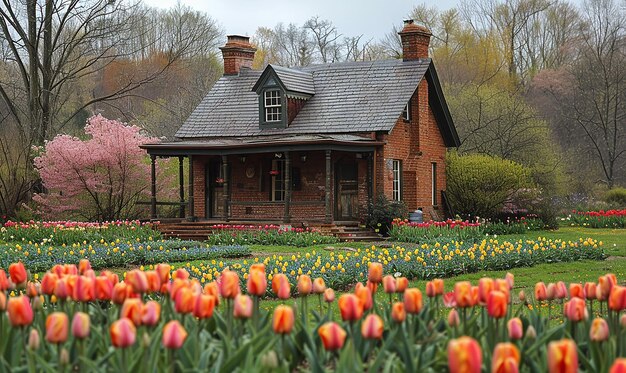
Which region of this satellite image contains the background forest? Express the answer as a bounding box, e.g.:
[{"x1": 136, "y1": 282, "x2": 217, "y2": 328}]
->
[{"x1": 0, "y1": 0, "x2": 624, "y2": 220}]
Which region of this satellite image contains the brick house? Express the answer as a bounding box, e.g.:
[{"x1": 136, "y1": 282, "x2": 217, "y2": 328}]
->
[{"x1": 141, "y1": 20, "x2": 460, "y2": 225}]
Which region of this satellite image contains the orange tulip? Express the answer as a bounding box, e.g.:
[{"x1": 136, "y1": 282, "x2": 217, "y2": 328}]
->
[
  {"x1": 547, "y1": 339, "x2": 578, "y2": 373},
  {"x1": 368, "y1": 262, "x2": 383, "y2": 283},
  {"x1": 318, "y1": 322, "x2": 346, "y2": 351},
  {"x1": 246, "y1": 267, "x2": 267, "y2": 296},
  {"x1": 584, "y1": 283, "x2": 597, "y2": 300},
  {"x1": 78, "y1": 259, "x2": 91, "y2": 275},
  {"x1": 366, "y1": 280, "x2": 378, "y2": 295},
  {"x1": 479, "y1": 278, "x2": 495, "y2": 305},
  {"x1": 0, "y1": 292, "x2": 6, "y2": 311},
  {"x1": 448, "y1": 336, "x2": 482, "y2": 373},
  {"x1": 73, "y1": 275, "x2": 95, "y2": 302},
  {"x1": 355, "y1": 283, "x2": 373, "y2": 311},
  {"x1": 41, "y1": 273, "x2": 58, "y2": 296},
  {"x1": 71, "y1": 312, "x2": 90, "y2": 339},
  {"x1": 455, "y1": 281, "x2": 473, "y2": 308},
  {"x1": 162, "y1": 320, "x2": 188, "y2": 349},
  {"x1": 233, "y1": 294, "x2": 253, "y2": 319},
  {"x1": 53, "y1": 278, "x2": 69, "y2": 301},
  {"x1": 555, "y1": 281, "x2": 568, "y2": 299},
  {"x1": 112, "y1": 282, "x2": 132, "y2": 305},
  {"x1": 168, "y1": 279, "x2": 188, "y2": 300},
  {"x1": 495, "y1": 279, "x2": 510, "y2": 301},
  {"x1": 448, "y1": 309, "x2": 460, "y2": 327},
  {"x1": 361, "y1": 314, "x2": 384, "y2": 340},
  {"x1": 28, "y1": 329, "x2": 40, "y2": 350},
  {"x1": 589, "y1": 317, "x2": 609, "y2": 342},
  {"x1": 547, "y1": 283, "x2": 557, "y2": 300},
  {"x1": 426, "y1": 281, "x2": 436, "y2": 297},
  {"x1": 569, "y1": 283, "x2": 584, "y2": 299},
  {"x1": 9, "y1": 262, "x2": 27, "y2": 286},
  {"x1": 173, "y1": 268, "x2": 190, "y2": 280},
  {"x1": 433, "y1": 279, "x2": 445, "y2": 295},
  {"x1": 95, "y1": 276, "x2": 113, "y2": 301},
  {"x1": 100, "y1": 270, "x2": 119, "y2": 285},
  {"x1": 312, "y1": 277, "x2": 326, "y2": 294},
  {"x1": 391, "y1": 302, "x2": 406, "y2": 323},
  {"x1": 144, "y1": 271, "x2": 161, "y2": 293},
  {"x1": 621, "y1": 314, "x2": 626, "y2": 328},
  {"x1": 125, "y1": 270, "x2": 149, "y2": 294},
  {"x1": 110, "y1": 318, "x2": 136, "y2": 348},
  {"x1": 609, "y1": 286, "x2": 626, "y2": 311},
  {"x1": 505, "y1": 273, "x2": 514, "y2": 289},
  {"x1": 395, "y1": 277, "x2": 409, "y2": 293},
  {"x1": 249, "y1": 263, "x2": 265, "y2": 273},
  {"x1": 7, "y1": 295, "x2": 33, "y2": 326},
  {"x1": 193, "y1": 294, "x2": 216, "y2": 319},
  {"x1": 564, "y1": 297, "x2": 587, "y2": 322},
  {"x1": 155, "y1": 263, "x2": 171, "y2": 284},
  {"x1": 142, "y1": 300, "x2": 161, "y2": 326},
  {"x1": 492, "y1": 342, "x2": 520, "y2": 373},
  {"x1": 404, "y1": 288, "x2": 423, "y2": 314},
  {"x1": 487, "y1": 290, "x2": 508, "y2": 319},
  {"x1": 219, "y1": 270, "x2": 240, "y2": 299},
  {"x1": 535, "y1": 282, "x2": 548, "y2": 301},
  {"x1": 271, "y1": 273, "x2": 290, "y2": 299},
  {"x1": 507, "y1": 318, "x2": 523, "y2": 340},
  {"x1": 338, "y1": 294, "x2": 363, "y2": 322},
  {"x1": 120, "y1": 298, "x2": 143, "y2": 325},
  {"x1": 45, "y1": 312, "x2": 69, "y2": 344},
  {"x1": 297, "y1": 275, "x2": 312, "y2": 296},
  {"x1": 174, "y1": 286, "x2": 194, "y2": 314},
  {"x1": 272, "y1": 305, "x2": 295, "y2": 334},
  {"x1": 383, "y1": 275, "x2": 396, "y2": 293},
  {"x1": 0, "y1": 269, "x2": 8, "y2": 291},
  {"x1": 598, "y1": 274, "x2": 615, "y2": 301},
  {"x1": 324, "y1": 288, "x2": 335, "y2": 303},
  {"x1": 26, "y1": 282, "x2": 39, "y2": 298},
  {"x1": 610, "y1": 358, "x2": 626, "y2": 373},
  {"x1": 203, "y1": 281, "x2": 219, "y2": 298}
]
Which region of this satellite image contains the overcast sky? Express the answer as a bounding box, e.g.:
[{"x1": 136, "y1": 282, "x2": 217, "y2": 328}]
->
[{"x1": 150, "y1": 0, "x2": 459, "y2": 41}]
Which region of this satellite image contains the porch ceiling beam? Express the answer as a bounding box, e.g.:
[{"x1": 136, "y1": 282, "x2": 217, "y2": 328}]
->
[{"x1": 142, "y1": 144, "x2": 381, "y2": 156}]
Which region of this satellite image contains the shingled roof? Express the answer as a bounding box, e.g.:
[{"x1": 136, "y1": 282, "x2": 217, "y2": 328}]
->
[
  {"x1": 252, "y1": 65, "x2": 315, "y2": 96},
  {"x1": 175, "y1": 58, "x2": 459, "y2": 147}
]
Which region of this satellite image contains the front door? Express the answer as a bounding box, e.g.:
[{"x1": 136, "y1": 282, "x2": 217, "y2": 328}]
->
[
  {"x1": 206, "y1": 160, "x2": 224, "y2": 218},
  {"x1": 335, "y1": 162, "x2": 359, "y2": 220}
]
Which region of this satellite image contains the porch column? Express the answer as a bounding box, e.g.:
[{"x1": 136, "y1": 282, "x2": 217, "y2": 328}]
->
[
  {"x1": 325, "y1": 150, "x2": 332, "y2": 223},
  {"x1": 150, "y1": 154, "x2": 157, "y2": 220},
  {"x1": 283, "y1": 151, "x2": 291, "y2": 223},
  {"x1": 367, "y1": 152, "x2": 373, "y2": 206},
  {"x1": 222, "y1": 155, "x2": 229, "y2": 221},
  {"x1": 187, "y1": 155, "x2": 195, "y2": 221},
  {"x1": 178, "y1": 156, "x2": 185, "y2": 218}
]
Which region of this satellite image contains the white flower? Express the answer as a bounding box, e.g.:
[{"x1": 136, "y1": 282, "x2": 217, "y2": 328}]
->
[{"x1": 394, "y1": 272, "x2": 402, "y2": 278}]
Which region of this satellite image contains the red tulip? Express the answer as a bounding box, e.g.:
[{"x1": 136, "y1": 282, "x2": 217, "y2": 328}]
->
[
  {"x1": 53, "y1": 278, "x2": 69, "y2": 301},
  {"x1": 383, "y1": 275, "x2": 396, "y2": 293},
  {"x1": 173, "y1": 268, "x2": 190, "y2": 280},
  {"x1": 584, "y1": 283, "x2": 597, "y2": 300},
  {"x1": 338, "y1": 294, "x2": 363, "y2": 322},
  {"x1": 297, "y1": 275, "x2": 312, "y2": 296},
  {"x1": 610, "y1": 358, "x2": 626, "y2": 373},
  {"x1": 95, "y1": 276, "x2": 113, "y2": 301},
  {"x1": 73, "y1": 275, "x2": 95, "y2": 302},
  {"x1": 564, "y1": 297, "x2": 587, "y2": 322},
  {"x1": 443, "y1": 292, "x2": 457, "y2": 307},
  {"x1": 26, "y1": 282, "x2": 39, "y2": 298},
  {"x1": 598, "y1": 274, "x2": 615, "y2": 301},
  {"x1": 193, "y1": 294, "x2": 216, "y2": 319},
  {"x1": 547, "y1": 339, "x2": 577, "y2": 373},
  {"x1": 9, "y1": 262, "x2": 27, "y2": 286},
  {"x1": 45, "y1": 312, "x2": 69, "y2": 344},
  {"x1": 142, "y1": 301, "x2": 161, "y2": 326},
  {"x1": 7, "y1": 295, "x2": 33, "y2": 326},
  {"x1": 41, "y1": 273, "x2": 59, "y2": 296},
  {"x1": 361, "y1": 314, "x2": 384, "y2": 339},
  {"x1": 492, "y1": 342, "x2": 520, "y2": 373},
  {"x1": 272, "y1": 305, "x2": 295, "y2": 334},
  {"x1": 487, "y1": 290, "x2": 508, "y2": 319},
  {"x1": 507, "y1": 318, "x2": 523, "y2": 340},
  {"x1": 318, "y1": 322, "x2": 346, "y2": 351},
  {"x1": 100, "y1": 270, "x2": 119, "y2": 285},
  {"x1": 589, "y1": 317, "x2": 609, "y2": 342},
  {"x1": 609, "y1": 286, "x2": 626, "y2": 311},
  {"x1": 404, "y1": 288, "x2": 423, "y2": 314},
  {"x1": 162, "y1": 320, "x2": 188, "y2": 349},
  {"x1": 426, "y1": 281, "x2": 436, "y2": 297},
  {"x1": 535, "y1": 282, "x2": 547, "y2": 301},
  {"x1": 367, "y1": 262, "x2": 383, "y2": 283},
  {"x1": 569, "y1": 283, "x2": 584, "y2": 299},
  {"x1": 391, "y1": 302, "x2": 406, "y2": 323},
  {"x1": 71, "y1": 312, "x2": 90, "y2": 339},
  {"x1": 0, "y1": 269, "x2": 9, "y2": 291},
  {"x1": 271, "y1": 274, "x2": 290, "y2": 299},
  {"x1": 174, "y1": 286, "x2": 194, "y2": 314},
  {"x1": 448, "y1": 336, "x2": 482, "y2": 373},
  {"x1": 0, "y1": 292, "x2": 6, "y2": 311}
]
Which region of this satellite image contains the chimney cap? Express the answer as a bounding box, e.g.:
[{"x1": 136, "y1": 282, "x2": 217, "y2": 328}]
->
[{"x1": 399, "y1": 19, "x2": 431, "y2": 35}]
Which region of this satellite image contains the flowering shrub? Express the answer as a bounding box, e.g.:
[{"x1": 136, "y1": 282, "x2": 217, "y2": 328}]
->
[
  {"x1": 564, "y1": 209, "x2": 626, "y2": 228},
  {"x1": 1, "y1": 220, "x2": 162, "y2": 244},
  {"x1": 181, "y1": 237, "x2": 604, "y2": 290},
  {"x1": 0, "y1": 240, "x2": 250, "y2": 273},
  {"x1": 0, "y1": 260, "x2": 624, "y2": 371},
  {"x1": 205, "y1": 224, "x2": 338, "y2": 247}
]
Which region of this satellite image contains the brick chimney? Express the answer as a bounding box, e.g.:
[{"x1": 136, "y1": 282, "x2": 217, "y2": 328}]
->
[
  {"x1": 398, "y1": 20, "x2": 431, "y2": 60},
  {"x1": 219, "y1": 35, "x2": 256, "y2": 75}
]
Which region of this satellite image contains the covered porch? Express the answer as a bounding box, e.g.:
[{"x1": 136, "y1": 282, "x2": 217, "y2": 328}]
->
[{"x1": 140, "y1": 135, "x2": 383, "y2": 225}]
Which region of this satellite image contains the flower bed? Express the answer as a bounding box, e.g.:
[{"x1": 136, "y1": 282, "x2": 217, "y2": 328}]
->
[
  {"x1": 0, "y1": 260, "x2": 624, "y2": 371},
  {"x1": 182, "y1": 237, "x2": 604, "y2": 290},
  {"x1": 205, "y1": 224, "x2": 339, "y2": 247},
  {"x1": 564, "y1": 209, "x2": 626, "y2": 228},
  {"x1": 0, "y1": 220, "x2": 162, "y2": 244},
  {"x1": 0, "y1": 240, "x2": 250, "y2": 273}
]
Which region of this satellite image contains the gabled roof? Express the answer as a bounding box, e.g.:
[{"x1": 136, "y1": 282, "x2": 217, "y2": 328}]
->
[
  {"x1": 252, "y1": 65, "x2": 315, "y2": 96},
  {"x1": 175, "y1": 58, "x2": 459, "y2": 147}
]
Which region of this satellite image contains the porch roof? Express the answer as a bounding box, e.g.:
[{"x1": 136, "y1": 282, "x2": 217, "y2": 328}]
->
[{"x1": 141, "y1": 134, "x2": 383, "y2": 156}]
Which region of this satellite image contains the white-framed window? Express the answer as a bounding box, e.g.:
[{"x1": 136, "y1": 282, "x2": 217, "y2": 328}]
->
[
  {"x1": 392, "y1": 160, "x2": 402, "y2": 201},
  {"x1": 271, "y1": 159, "x2": 285, "y2": 201},
  {"x1": 401, "y1": 100, "x2": 411, "y2": 121},
  {"x1": 431, "y1": 162, "x2": 437, "y2": 206},
  {"x1": 264, "y1": 90, "x2": 282, "y2": 122}
]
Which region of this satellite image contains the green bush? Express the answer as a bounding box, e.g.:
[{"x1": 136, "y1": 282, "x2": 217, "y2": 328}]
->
[
  {"x1": 366, "y1": 194, "x2": 407, "y2": 236},
  {"x1": 604, "y1": 187, "x2": 626, "y2": 207},
  {"x1": 446, "y1": 152, "x2": 534, "y2": 220}
]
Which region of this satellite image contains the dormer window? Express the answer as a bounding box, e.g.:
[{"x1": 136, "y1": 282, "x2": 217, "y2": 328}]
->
[
  {"x1": 402, "y1": 100, "x2": 411, "y2": 121},
  {"x1": 264, "y1": 90, "x2": 282, "y2": 122}
]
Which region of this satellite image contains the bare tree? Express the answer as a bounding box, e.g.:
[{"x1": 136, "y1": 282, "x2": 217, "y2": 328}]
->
[{"x1": 304, "y1": 16, "x2": 342, "y2": 63}]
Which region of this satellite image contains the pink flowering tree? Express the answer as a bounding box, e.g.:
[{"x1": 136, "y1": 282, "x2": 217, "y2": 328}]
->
[{"x1": 33, "y1": 115, "x2": 175, "y2": 220}]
